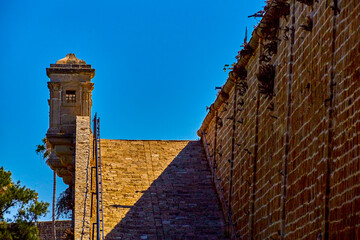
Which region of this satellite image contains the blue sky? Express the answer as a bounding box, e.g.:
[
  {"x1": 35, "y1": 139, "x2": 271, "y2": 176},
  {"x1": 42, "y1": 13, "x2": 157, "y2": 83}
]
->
[{"x1": 0, "y1": 0, "x2": 263, "y2": 220}]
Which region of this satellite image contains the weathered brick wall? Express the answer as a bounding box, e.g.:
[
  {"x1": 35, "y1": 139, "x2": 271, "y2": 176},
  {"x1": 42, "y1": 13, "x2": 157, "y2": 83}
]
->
[
  {"x1": 285, "y1": 1, "x2": 331, "y2": 239},
  {"x1": 232, "y1": 53, "x2": 260, "y2": 239},
  {"x1": 330, "y1": 0, "x2": 360, "y2": 238},
  {"x1": 199, "y1": 0, "x2": 360, "y2": 239},
  {"x1": 38, "y1": 220, "x2": 72, "y2": 240}
]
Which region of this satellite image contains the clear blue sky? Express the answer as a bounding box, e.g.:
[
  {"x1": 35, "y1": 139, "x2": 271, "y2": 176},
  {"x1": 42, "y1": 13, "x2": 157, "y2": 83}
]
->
[{"x1": 0, "y1": 0, "x2": 263, "y2": 220}]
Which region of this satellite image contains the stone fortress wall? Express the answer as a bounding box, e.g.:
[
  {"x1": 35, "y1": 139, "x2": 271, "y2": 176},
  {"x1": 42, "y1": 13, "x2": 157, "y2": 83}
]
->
[{"x1": 197, "y1": 0, "x2": 359, "y2": 239}]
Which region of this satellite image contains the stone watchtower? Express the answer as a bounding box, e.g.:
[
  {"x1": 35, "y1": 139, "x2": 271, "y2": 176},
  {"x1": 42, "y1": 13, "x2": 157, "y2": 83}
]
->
[{"x1": 46, "y1": 53, "x2": 95, "y2": 185}]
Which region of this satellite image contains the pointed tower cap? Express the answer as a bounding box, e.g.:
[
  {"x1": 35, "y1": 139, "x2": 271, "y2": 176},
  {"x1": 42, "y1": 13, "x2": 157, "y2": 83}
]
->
[
  {"x1": 47, "y1": 53, "x2": 95, "y2": 79},
  {"x1": 56, "y1": 53, "x2": 87, "y2": 65}
]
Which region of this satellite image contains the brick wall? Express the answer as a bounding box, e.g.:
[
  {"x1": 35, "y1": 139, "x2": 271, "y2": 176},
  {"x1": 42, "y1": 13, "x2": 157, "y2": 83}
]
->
[
  {"x1": 37, "y1": 220, "x2": 72, "y2": 240},
  {"x1": 198, "y1": 0, "x2": 360, "y2": 239},
  {"x1": 329, "y1": 1, "x2": 360, "y2": 239}
]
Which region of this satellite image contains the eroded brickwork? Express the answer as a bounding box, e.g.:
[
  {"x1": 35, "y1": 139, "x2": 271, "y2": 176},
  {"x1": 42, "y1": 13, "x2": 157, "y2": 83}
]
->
[{"x1": 199, "y1": 0, "x2": 360, "y2": 239}]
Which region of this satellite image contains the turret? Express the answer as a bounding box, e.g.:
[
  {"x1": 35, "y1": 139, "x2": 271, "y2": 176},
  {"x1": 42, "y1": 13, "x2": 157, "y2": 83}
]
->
[{"x1": 46, "y1": 53, "x2": 95, "y2": 185}]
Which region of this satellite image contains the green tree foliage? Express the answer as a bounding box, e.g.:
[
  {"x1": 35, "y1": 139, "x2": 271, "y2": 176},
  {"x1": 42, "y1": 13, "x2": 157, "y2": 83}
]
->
[
  {"x1": 35, "y1": 138, "x2": 50, "y2": 159},
  {"x1": 56, "y1": 187, "x2": 73, "y2": 219},
  {"x1": 0, "y1": 167, "x2": 49, "y2": 240}
]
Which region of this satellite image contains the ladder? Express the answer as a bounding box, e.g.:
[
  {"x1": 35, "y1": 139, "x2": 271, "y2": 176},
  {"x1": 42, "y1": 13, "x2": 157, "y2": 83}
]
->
[{"x1": 92, "y1": 113, "x2": 105, "y2": 240}]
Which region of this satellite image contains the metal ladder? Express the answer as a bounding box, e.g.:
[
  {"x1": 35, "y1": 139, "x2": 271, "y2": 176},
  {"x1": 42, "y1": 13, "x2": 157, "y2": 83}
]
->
[{"x1": 92, "y1": 113, "x2": 105, "y2": 240}]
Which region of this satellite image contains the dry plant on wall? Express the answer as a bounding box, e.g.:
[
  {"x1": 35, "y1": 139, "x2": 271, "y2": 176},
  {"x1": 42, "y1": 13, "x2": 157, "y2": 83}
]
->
[
  {"x1": 233, "y1": 65, "x2": 248, "y2": 80},
  {"x1": 263, "y1": 41, "x2": 278, "y2": 56},
  {"x1": 231, "y1": 65, "x2": 248, "y2": 96},
  {"x1": 257, "y1": 64, "x2": 276, "y2": 99},
  {"x1": 282, "y1": 25, "x2": 295, "y2": 41},
  {"x1": 260, "y1": 40, "x2": 278, "y2": 64},
  {"x1": 301, "y1": 16, "x2": 313, "y2": 31},
  {"x1": 259, "y1": 0, "x2": 290, "y2": 40},
  {"x1": 237, "y1": 80, "x2": 249, "y2": 96},
  {"x1": 296, "y1": 0, "x2": 314, "y2": 5},
  {"x1": 271, "y1": 0, "x2": 290, "y2": 18},
  {"x1": 236, "y1": 44, "x2": 255, "y2": 60},
  {"x1": 216, "y1": 116, "x2": 223, "y2": 128},
  {"x1": 259, "y1": 54, "x2": 272, "y2": 63},
  {"x1": 259, "y1": 19, "x2": 280, "y2": 40}
]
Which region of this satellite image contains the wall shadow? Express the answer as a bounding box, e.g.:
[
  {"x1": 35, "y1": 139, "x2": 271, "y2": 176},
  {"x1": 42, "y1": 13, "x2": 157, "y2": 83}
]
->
[{"x1": 105, "y1": 141, "x2": 228, "y2": 240}]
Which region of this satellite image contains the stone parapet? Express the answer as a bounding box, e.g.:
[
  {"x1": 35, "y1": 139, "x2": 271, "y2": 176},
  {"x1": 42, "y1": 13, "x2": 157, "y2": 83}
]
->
[{"x1": 37, "y1": 220, "x2": 72, "y2": 240}]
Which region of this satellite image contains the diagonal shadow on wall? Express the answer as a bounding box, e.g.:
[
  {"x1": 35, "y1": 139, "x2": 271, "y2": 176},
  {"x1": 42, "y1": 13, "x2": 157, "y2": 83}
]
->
[{"x1": 104, "y1": 141, "x2": 228, "y2": 240}]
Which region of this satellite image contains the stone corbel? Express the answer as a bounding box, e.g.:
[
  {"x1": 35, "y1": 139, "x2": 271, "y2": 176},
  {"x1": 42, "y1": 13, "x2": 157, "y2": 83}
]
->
[
  {"x1": 59, "y1": 155, "x2": 74, "y2": 169},
  {"x1": 47, "y1": 82, "x2": 61, "y2": 91},
  {"x1": 46, "y1": 152, "x2": 62, "y2": 171},
  {"x1": 81, "y1": 82, "x2": 94, "y2": 91}
]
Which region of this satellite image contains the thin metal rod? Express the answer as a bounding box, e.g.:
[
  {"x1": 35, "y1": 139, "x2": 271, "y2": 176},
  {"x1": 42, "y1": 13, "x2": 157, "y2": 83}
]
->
[
  {"x1": 93, "y1": 113, "x2": 100, "y2": 240},
  {"x1": 97, "y1": 117, "x2": 105, "y2": 240}
]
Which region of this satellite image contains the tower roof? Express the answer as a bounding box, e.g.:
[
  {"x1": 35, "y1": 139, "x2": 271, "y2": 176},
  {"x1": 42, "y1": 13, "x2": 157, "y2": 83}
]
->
[
  {"x1": 47, "y1": 53, "x2": 95, "y2": 79},
  {"x1": 56, "y1": 53, "x2": 86, "y2": 65}
]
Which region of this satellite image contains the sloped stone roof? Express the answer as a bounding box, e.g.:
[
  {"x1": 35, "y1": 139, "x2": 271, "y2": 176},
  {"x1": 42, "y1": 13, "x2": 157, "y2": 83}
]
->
[{"x1": 100, "y1": 139, "x2": 229, "y2": 239}]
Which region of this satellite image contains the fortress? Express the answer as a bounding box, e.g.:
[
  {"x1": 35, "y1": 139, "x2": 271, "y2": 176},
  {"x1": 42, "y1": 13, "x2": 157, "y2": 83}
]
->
[{"x1": 43, "y1": 0, "x2": 359, "y2": 239}]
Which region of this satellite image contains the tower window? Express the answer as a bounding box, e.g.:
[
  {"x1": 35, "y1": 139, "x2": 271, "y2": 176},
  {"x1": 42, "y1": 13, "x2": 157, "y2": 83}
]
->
[{"x1": 66, "y1": 90, "x2": 76, "y2": 103}]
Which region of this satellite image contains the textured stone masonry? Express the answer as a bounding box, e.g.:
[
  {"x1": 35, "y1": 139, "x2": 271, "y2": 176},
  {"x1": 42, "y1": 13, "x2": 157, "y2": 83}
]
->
[
  {"x1": 74, "y1": 116, "x2": 93, "y2": 240},
  {"x1": 74, "y1": 137, "x2": 229, "y2": 239},
  {"x1": 101, "y1": 140, "x2": 228, "y2": 239}
]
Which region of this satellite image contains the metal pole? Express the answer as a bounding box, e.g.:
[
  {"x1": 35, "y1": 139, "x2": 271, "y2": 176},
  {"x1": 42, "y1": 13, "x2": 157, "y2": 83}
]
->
[
  {"x1": 98, "y1": 117, "x2": 105, "y2": 240},
  {"x1": 94, "y1": 113, "x2": 100, "y2": 240}
]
